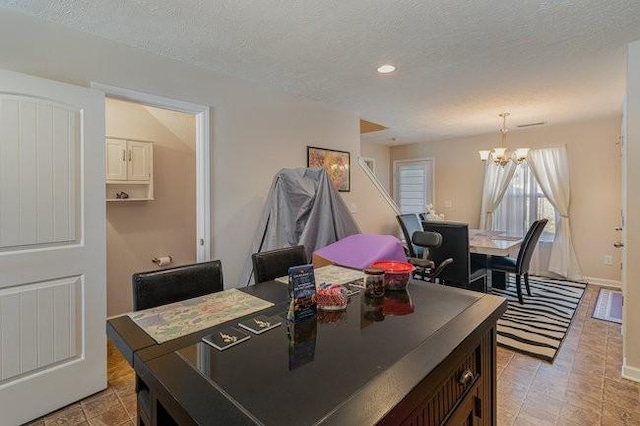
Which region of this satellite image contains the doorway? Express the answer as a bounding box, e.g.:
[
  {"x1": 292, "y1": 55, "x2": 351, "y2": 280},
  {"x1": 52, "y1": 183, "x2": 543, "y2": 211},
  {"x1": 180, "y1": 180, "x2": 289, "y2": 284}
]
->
[{"x1": 94, "y1": 84, "x2": 211, "y2": 316}]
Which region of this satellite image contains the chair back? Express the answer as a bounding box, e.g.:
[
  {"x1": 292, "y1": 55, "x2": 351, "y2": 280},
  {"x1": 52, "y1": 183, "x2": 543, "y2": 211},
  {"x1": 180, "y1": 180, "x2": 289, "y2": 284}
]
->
[
  {"x1": 516, "y1": 219, "x2": 549, "y2": 273},
  {"x1": 251, "y1": 245, "x2": 307, "y2": 283},
  {"x1": 132, "y1": 260, "x2": 224, "y2": 311},
  {"x1": 421, "y1": 221, "x2": 473, "y2": 285},
  {"x1": 396, "y1": 214, "x2": 425, "y2": 258},
  {"x1": 411, "y1": 231, "x2": 442, "y2": 250}
]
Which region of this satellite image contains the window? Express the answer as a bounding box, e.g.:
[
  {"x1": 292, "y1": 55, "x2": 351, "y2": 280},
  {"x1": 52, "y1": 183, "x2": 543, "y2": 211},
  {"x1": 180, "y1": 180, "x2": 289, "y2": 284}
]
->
[
  {"x1": 493, "y1": 162, "x2": 556, "y2": 239},
  {"x1": 394, "y1": 159, "x2": 434, "y2": 214}
]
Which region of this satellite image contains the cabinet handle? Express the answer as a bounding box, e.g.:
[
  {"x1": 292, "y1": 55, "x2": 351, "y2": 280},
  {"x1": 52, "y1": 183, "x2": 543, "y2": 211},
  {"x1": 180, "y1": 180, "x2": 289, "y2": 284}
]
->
[
  {"x1": 458, "y1": 368, "x2": 474, "y2": 386},
  {"x1": 614, "y1": 241, "x2": 624, "y2": 248},
  {"x1": 121, "y1": 149, "x2": 126, "y2": 162},
  {"x1": 128, "y1": 150, "x2": 132, "y2": 162}
]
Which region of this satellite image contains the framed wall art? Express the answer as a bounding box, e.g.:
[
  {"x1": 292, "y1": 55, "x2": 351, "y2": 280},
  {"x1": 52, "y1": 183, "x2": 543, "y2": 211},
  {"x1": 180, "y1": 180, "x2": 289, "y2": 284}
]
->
[{"x1": 307, "y1": 146, "x2": 350, "y2": 192}]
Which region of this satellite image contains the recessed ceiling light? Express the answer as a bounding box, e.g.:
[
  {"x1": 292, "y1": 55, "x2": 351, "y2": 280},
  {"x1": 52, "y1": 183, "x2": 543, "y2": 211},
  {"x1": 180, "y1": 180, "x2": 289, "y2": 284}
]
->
[{"x1": 377, "y1": 64, "x2": 396, "y2": 74}]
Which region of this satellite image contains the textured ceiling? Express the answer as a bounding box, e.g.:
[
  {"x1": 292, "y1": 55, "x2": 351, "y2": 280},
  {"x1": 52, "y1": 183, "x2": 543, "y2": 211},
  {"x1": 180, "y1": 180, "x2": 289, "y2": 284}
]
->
[{"x1": 3, "y1": 0, "x2": 640, "y2": 145}]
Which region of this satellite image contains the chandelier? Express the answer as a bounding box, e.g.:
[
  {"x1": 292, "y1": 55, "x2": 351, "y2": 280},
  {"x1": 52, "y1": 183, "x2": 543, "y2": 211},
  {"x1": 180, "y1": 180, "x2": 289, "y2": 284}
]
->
[{"x1": 479, "y1": 112, "x2": 529, "y2": 166}]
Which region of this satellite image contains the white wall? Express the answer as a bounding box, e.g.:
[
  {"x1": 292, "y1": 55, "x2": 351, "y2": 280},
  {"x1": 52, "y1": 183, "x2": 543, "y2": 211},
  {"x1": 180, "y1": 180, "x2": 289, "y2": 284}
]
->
[
  {"x1": 391, "y1": 116, "x2": 623, "y2": 284},
  {"x1": 624, "y1": 40, "x2": 640, "y2": 381},
  {"x1": 0, "y1": 10, "x2": 394, "y2": 288}
]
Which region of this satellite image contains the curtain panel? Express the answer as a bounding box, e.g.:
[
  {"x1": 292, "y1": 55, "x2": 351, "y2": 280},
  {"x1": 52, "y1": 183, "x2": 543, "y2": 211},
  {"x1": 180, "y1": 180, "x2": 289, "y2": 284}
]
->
[
  {"x1": 527, "y1": 146, "x2": 583, "y2": 281},
  {"x1": 479, "y1": 155, "x2": 517, "y2": 230}
]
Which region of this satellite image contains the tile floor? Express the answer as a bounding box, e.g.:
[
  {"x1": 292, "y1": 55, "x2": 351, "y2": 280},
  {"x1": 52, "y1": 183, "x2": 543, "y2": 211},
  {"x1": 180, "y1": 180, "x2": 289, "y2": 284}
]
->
[{"x1": 24, "y1": 285, "x2": 639, "y2": 426}]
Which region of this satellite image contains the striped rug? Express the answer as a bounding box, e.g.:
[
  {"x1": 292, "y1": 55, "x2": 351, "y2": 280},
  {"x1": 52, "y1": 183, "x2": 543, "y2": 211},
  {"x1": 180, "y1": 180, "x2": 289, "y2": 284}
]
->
[{"x1": 491, "y1": 275, "x2": 586, "y2": 362}]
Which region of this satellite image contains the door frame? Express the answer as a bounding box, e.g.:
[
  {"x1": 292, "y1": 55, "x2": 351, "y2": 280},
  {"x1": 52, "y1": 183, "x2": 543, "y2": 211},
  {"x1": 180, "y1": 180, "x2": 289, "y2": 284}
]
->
[{"x1": 91, "y1": 83, "x2": 211, "y2": 262}]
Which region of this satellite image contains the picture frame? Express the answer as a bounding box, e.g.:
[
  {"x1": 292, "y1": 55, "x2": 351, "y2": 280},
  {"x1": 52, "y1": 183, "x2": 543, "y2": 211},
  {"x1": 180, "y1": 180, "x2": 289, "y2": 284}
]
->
[{"x1": 307, "y1": 146, "x2": 351, "y2": 192}]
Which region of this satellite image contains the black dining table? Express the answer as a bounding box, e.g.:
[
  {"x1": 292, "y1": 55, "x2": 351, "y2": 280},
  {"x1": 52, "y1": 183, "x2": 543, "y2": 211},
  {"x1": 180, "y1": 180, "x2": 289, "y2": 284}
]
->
[{"x1": 107, "y1": 276, "x2": 506, "y2": 425}]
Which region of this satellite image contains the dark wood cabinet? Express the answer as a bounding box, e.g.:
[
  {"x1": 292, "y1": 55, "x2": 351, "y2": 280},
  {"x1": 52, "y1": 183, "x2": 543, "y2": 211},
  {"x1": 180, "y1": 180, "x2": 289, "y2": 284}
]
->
[{"x1": 380, "y1": 320, "x2": 496, "y2": 426}]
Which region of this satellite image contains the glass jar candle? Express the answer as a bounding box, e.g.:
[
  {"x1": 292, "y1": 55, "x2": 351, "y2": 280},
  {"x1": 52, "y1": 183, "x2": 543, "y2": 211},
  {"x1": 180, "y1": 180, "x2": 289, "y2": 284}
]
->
[{"x1": 363, "y1": 267, "x2": 385, "y2": 297}]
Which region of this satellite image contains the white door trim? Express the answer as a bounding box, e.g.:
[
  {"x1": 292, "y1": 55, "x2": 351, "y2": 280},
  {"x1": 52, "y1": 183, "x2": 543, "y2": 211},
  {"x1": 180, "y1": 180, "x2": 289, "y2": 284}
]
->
[{"x1": 90, "y1": 83, "x2": 211, "y2": 262}]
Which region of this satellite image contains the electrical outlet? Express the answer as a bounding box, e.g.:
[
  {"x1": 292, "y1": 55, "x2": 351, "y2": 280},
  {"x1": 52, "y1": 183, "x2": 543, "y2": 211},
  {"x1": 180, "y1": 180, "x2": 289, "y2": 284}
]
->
[{"x1": 604, "y1": 255, "x2": 613, "y2": 265}]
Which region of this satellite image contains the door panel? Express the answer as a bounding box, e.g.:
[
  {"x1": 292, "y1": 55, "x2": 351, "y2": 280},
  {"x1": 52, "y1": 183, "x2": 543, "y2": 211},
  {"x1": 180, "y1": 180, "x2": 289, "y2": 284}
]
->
[
  {"x1": 0, "y1": 95, "x2": 79, "y2": 249},
  {"x1": 0, "y1": 69, "x2": 105, "y2": 425},
  {"x1": 127, "y1": 140, "x2": 151, "y2": 181},
  {"x1": 106, "y1": 138, "x2": 127, "y2": 181}
]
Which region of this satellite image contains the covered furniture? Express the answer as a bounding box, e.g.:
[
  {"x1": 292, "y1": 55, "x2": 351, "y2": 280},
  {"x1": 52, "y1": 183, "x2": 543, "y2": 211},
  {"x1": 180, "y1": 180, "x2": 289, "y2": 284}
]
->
[
  {"x1": 488, "y1": 219, "x2": 548, "y2": 303},
  {"x1": 240, "y1": 168, "x2": 360, "y2": 285},
  {"x1": 251, "y1": 245, "x2": 307, "y2": 283},
  {"x1": 422, "y1": 221, "x2": 487, "y2": 291},
  {"x1": 132, "y1": 260, "x2": 224, "y2": 311},
  {"x1": 312, "y1": 234, "x2": 406, "y2": 270},
  {"x1": 396, "y1": 213, "x2": 425, "y2": 258}
]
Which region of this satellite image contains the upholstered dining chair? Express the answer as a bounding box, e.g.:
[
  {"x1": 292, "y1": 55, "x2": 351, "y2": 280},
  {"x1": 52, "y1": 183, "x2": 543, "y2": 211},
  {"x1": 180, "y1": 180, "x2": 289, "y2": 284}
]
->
[
  {"x1": 132, "y1": 260, "x2": 224, "y2": 311},
  {"x1": 488, "y1": 219, "x2": 549, "y2": 304},
  {"x1": 131, "y1": 259, "x2": 225, "y2": 424},
  {"x1": 396, "y1": 214, "x2": 425, "y2": 258},
  {"x1": 251, "y1": 245, "x2": 307, "y2": 283},
  {"x1": 410, "y1": 231, "x2": 454, "y2": 283}
]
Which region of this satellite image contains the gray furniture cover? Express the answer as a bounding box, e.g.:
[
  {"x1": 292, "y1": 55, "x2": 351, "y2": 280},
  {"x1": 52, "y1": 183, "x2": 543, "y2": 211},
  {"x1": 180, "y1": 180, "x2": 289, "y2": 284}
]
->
[{"x1": 240, "y1": 168, "x2": 361, "y2": 285}]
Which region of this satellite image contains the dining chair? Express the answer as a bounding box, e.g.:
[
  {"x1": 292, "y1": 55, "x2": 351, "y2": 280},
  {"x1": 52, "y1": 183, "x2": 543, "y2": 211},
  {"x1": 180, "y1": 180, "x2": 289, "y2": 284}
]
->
[
  {"x1": 488, "y1": 219, "x2": 549, "y2": 304},
  {"x1": 396, "y1": 214, "x2": 425, "y2": 258},
  {"x1": 131, "y1": 259, "x2": 224, "y2": 423},
  {"x1": 422, "y1": 221, "x2": 487, "y2": 291},
  {"x1": 132, "y1": 260, "x2": 224, "y2": 311},
  {"x1": 410, "y1": 231, "x2": 454, "y2": 283},
  {"x1": 251, "y1": 245, "x2": 307, "y2": 283}
]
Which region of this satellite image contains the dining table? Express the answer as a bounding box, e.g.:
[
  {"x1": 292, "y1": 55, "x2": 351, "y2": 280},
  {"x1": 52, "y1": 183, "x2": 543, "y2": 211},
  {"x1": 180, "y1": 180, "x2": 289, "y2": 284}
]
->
[
  {"x1": 468, "y1": 229, "x2": 523, "y2": 289},
  {"x1": 107, "y1": 264, "x2": 507, "y2": 426}
]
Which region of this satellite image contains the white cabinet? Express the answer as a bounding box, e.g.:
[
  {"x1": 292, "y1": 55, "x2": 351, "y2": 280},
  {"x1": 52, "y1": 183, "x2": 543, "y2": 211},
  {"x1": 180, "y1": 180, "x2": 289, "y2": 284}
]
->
[{"x1": 105, "y1": 137, "x2": 154, "y2": 201}]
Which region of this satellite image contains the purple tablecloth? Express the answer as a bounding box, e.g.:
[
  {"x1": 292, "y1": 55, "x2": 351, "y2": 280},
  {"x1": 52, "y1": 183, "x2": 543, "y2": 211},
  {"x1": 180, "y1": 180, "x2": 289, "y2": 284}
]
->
[{"x1": 313, "y1": 234, "x2": 407, "y2": 270}]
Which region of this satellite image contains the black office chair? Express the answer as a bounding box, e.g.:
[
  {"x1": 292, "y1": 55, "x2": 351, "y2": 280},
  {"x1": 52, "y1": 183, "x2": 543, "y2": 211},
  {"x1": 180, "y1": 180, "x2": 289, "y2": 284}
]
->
[
  {"x1": 410, "y1": 231, "x2": 454, "y2": 283},
  {"x1": 132, "y1": 260, "x2": 224, "y2": 311},
  {"x1": 422, "y1": 221, "x2": 487, "y2": 291},
  {"x1": 488, "y1": 219, "x2": 549, "y2": 304},
  {"x1": 251, "y1": 245, "x2": 307, "y2": 283},
  {"x1": 396, "y1": 214, "x2": 425, "y2": 258}
]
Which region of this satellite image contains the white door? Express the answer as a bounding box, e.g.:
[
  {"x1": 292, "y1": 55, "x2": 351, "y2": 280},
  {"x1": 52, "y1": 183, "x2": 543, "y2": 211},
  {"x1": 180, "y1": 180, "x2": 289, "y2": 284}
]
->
[
  {"x1": 0, "y1": 69, "x2": 106, "y2": 425},
  {"x1": 106, "y1": 138, "x2": 127, "y2": 181}
]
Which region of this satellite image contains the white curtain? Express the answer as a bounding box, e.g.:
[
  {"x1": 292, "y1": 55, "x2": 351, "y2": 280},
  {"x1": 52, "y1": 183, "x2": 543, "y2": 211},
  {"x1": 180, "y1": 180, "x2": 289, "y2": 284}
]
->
[
  {"x1": 479, "y1": 154, "x2": 518, "y2": 230},
  {"x1": 527, "y1": 146, "x2": 583, "y2": 280}
]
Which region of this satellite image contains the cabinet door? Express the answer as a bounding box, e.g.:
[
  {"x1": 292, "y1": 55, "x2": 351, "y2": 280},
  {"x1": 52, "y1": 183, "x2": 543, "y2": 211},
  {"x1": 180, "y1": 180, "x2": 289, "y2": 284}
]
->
[
  {"x1": 127, "y1": 141, "x2": 151, "y2": 181},
  {"x1": 105, "y1": 138, "x2": 127, "y2": 181}
]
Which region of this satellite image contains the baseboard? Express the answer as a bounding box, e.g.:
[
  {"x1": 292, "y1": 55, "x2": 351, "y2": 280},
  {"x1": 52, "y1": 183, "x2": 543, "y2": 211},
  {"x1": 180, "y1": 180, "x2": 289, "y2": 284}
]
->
[
  {"x1": 622, "y1": 359, "x2": 640, "y2": 383},
  {"x1": 583, "y1": 276, "x2": 622, "y2": 289}
]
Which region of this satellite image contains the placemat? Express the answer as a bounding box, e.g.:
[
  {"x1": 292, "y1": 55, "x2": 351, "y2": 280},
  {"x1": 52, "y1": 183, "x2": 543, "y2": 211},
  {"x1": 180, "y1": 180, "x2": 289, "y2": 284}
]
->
[
  {"x1": 128, "y1": 288, "x2": 273, "y2": 343},
  {"x1": 275, "y1": 264, "x2": 364, "y2": 286}
]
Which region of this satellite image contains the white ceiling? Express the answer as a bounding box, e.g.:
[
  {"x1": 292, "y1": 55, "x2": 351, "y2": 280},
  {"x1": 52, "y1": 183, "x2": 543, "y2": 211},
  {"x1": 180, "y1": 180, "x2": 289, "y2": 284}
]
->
[{"x1": 3, "y1": 0, "x2": 640, "y2": 145}]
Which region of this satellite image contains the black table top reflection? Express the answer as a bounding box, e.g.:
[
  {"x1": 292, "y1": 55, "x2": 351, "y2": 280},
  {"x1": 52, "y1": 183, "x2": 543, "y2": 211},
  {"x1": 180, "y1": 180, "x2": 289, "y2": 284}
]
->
[{"x1": 175, "y1": 282, "x2": 485, "y2": 426}]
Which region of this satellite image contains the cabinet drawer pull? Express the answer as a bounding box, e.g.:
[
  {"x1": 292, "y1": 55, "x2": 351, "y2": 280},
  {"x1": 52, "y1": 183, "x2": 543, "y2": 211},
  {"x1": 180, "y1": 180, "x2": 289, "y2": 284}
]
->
[
  {"x1": 121, "y1": 149, "x2": 126, "y2": 162},
  {"x1": 458, "y1": 369, "x2": 474, "y2": 386},
  {"x1": 128, "y1": 150, "x2": 132, "y2": 161}
]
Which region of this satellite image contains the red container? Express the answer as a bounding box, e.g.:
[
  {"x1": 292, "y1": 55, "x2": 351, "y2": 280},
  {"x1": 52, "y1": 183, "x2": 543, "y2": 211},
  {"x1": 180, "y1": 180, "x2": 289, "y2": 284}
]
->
[{"x1": 371, "y1": 260, "x2": 415, "y2": 290}]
